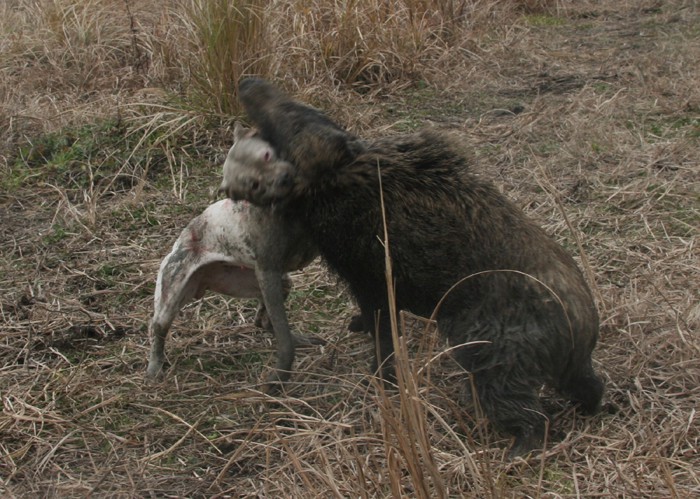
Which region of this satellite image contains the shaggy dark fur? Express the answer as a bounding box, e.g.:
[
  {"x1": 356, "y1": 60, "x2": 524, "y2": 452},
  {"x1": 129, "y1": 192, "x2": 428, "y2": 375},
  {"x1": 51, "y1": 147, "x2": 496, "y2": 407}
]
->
[{"x1": 228, "y1": 78, "x2": 604, "y2": 455}]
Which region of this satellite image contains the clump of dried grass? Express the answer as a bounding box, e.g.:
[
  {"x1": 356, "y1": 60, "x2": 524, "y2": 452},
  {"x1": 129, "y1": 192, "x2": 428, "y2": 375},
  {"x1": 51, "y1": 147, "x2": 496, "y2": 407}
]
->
[
  {"x1": 0, "y1": 0, "x2": 526, "y2": 155},
  {"x1": 176, "y1": 0, "x2": 269, "y2": 115}
]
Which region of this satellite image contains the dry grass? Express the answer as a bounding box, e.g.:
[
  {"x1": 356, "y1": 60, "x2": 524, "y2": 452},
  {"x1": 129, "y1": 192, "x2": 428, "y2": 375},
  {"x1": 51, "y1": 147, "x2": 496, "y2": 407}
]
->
[{"x1": 1, "y1": 0, "x2": 699, "y2": 497}]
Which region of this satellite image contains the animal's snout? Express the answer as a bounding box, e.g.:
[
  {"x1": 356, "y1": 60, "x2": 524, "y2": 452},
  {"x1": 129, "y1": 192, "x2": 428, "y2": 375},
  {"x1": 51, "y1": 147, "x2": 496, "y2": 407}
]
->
[
  {"x1": 217, "y1": 176, "x2": 264, "y2": 202},
  {"x1": 275, "y1": 171, "x2": 293, "y2": 189}
]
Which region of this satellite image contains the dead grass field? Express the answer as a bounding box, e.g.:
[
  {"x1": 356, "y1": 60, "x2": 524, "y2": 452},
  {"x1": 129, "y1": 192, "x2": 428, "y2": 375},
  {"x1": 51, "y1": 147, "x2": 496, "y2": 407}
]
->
[{"x1": 1, "y1": 0, "x2": 698, "y2": 497}]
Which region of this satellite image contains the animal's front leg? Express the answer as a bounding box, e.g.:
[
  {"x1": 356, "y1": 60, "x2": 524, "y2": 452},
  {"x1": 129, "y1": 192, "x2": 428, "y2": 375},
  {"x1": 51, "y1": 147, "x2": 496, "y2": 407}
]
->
[
  {"x1": 355, "y1": 301, "x2": 396, "y2": 385},
  {"x1": 255, "y1": 268, "x2": 295, "y2": 392},
  {"x1": 253, "y1": 275, "x2": 325, "y2": 348},
  {"x1": 371, "y1": 313, "x2": 397, "y2": 385}
]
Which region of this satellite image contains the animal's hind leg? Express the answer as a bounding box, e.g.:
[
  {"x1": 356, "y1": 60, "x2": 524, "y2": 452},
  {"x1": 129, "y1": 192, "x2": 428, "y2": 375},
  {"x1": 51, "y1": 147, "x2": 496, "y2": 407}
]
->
[
  {"x1": 146, "y1": 320, "x2": 171, "y2": 381},
  {"x1": 253, "y1": 303, "x2": 269, "y2": 329},
  {"x1": 559, "y1": 360, "x2": 604, "y2": 415},
  {"x1": 470, "y1": 368, "x2": 548, "y2": 457},
  {"x1": 146, "y1": 294, "x2": 192, "y2": 382},
  {"x1": 146, "y1": 275, "x2": 200, "y2": 381}
]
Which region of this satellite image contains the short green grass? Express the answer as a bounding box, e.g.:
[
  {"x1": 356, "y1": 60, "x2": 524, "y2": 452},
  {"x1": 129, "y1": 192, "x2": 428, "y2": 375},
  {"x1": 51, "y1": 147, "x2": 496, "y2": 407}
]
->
[{"x1": 523, "y1": 14, "x2": 566, "y2": 27}]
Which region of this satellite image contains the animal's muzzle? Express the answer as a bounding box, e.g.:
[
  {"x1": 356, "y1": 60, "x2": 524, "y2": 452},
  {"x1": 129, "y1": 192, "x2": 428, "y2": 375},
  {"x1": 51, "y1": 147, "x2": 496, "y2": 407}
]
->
[{"x1": 274, "y1": 171, "x2": 293, "y2": 189}]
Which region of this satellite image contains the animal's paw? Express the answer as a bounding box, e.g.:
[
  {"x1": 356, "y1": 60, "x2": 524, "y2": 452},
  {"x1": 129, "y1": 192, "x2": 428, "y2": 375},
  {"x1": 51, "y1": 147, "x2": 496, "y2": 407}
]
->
[
  {"x1": 144, "y1": 356, "x2": 167, "y2": 383},
  {"x1": 347, "y1": 314, "x2": 366, "y2": 333},
  {"x1": 507, "y1": 431, "x2": 545, "y2": 460},
  {"x1": 359, "y1": 364, "x2": 399, "y2": 390},
  {"x1": 262, "y1": 381, "x2": 282, "y2": 395},
  {"x1": 254, "y1": 307, "x2": 272, "y2": 331},
  {"x1": 291, "y1": 332, "x2": 326, "y2": 347},
  {"x1": 262, "y1": 369, "x2": 291, "y2": 395},
  {"x1": 144, "y1": 367, "x2": 165, "y2": 385}
]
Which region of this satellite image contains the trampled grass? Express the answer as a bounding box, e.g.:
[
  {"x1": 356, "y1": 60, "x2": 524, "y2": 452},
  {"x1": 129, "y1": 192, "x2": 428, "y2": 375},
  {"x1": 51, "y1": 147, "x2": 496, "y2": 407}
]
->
[{"x1": 1, "y1": 0, "x2": 698, "y2": 497}]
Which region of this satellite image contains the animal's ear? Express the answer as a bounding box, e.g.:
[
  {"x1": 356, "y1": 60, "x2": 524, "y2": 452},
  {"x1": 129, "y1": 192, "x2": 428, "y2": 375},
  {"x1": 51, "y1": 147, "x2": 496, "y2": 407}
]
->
[
  {"x1": 233, "y1": 122, "x2": 258, "y2": 142},
  {"x1": 233, "y1": 122, "x2": 248, "y2": 142}
]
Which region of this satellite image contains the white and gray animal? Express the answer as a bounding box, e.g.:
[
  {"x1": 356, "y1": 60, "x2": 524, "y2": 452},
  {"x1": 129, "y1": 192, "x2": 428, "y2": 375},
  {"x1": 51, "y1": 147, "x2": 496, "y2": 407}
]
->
[{"x1": 146, "y1": 124, "x2": 323, "y2": 389}]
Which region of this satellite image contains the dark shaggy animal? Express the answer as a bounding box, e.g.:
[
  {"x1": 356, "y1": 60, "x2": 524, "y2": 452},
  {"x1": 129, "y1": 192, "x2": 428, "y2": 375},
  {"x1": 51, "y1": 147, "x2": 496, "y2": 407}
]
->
[{"x1": 221, "y1": 78, "x2": 604, "y2": 455}]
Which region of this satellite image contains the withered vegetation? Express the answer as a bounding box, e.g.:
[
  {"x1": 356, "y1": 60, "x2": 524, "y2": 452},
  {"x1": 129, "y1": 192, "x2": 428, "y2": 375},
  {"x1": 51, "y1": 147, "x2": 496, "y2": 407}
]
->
[{"x1": 1, "y1": 0, "x2": 698, "y2": 497}]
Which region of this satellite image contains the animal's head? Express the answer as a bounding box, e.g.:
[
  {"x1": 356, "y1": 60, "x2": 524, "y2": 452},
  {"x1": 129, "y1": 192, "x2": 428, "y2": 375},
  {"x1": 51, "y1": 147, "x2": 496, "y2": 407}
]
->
[
  {"x1": 218, "y1": 122, "x2": 296, "y2": 205},
  {"x1": 237, "y1": 78, "x2": 366, "y2": 187}
]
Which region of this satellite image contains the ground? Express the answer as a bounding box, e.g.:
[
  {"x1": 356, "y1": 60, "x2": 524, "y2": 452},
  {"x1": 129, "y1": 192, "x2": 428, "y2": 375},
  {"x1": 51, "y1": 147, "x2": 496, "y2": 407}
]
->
[{"x1": 1, "y1": 1, "x2": 698, "y2": 497}]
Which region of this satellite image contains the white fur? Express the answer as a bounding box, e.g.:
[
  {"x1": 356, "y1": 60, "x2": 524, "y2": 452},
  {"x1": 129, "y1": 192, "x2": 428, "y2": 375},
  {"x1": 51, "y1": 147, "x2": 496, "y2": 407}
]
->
[
  {"x1": 146, "y1": 199, "x2": 269, "y2": 379},
  {"x1": 147, "y1": 124, "x2": 323, "y2": 388}
]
